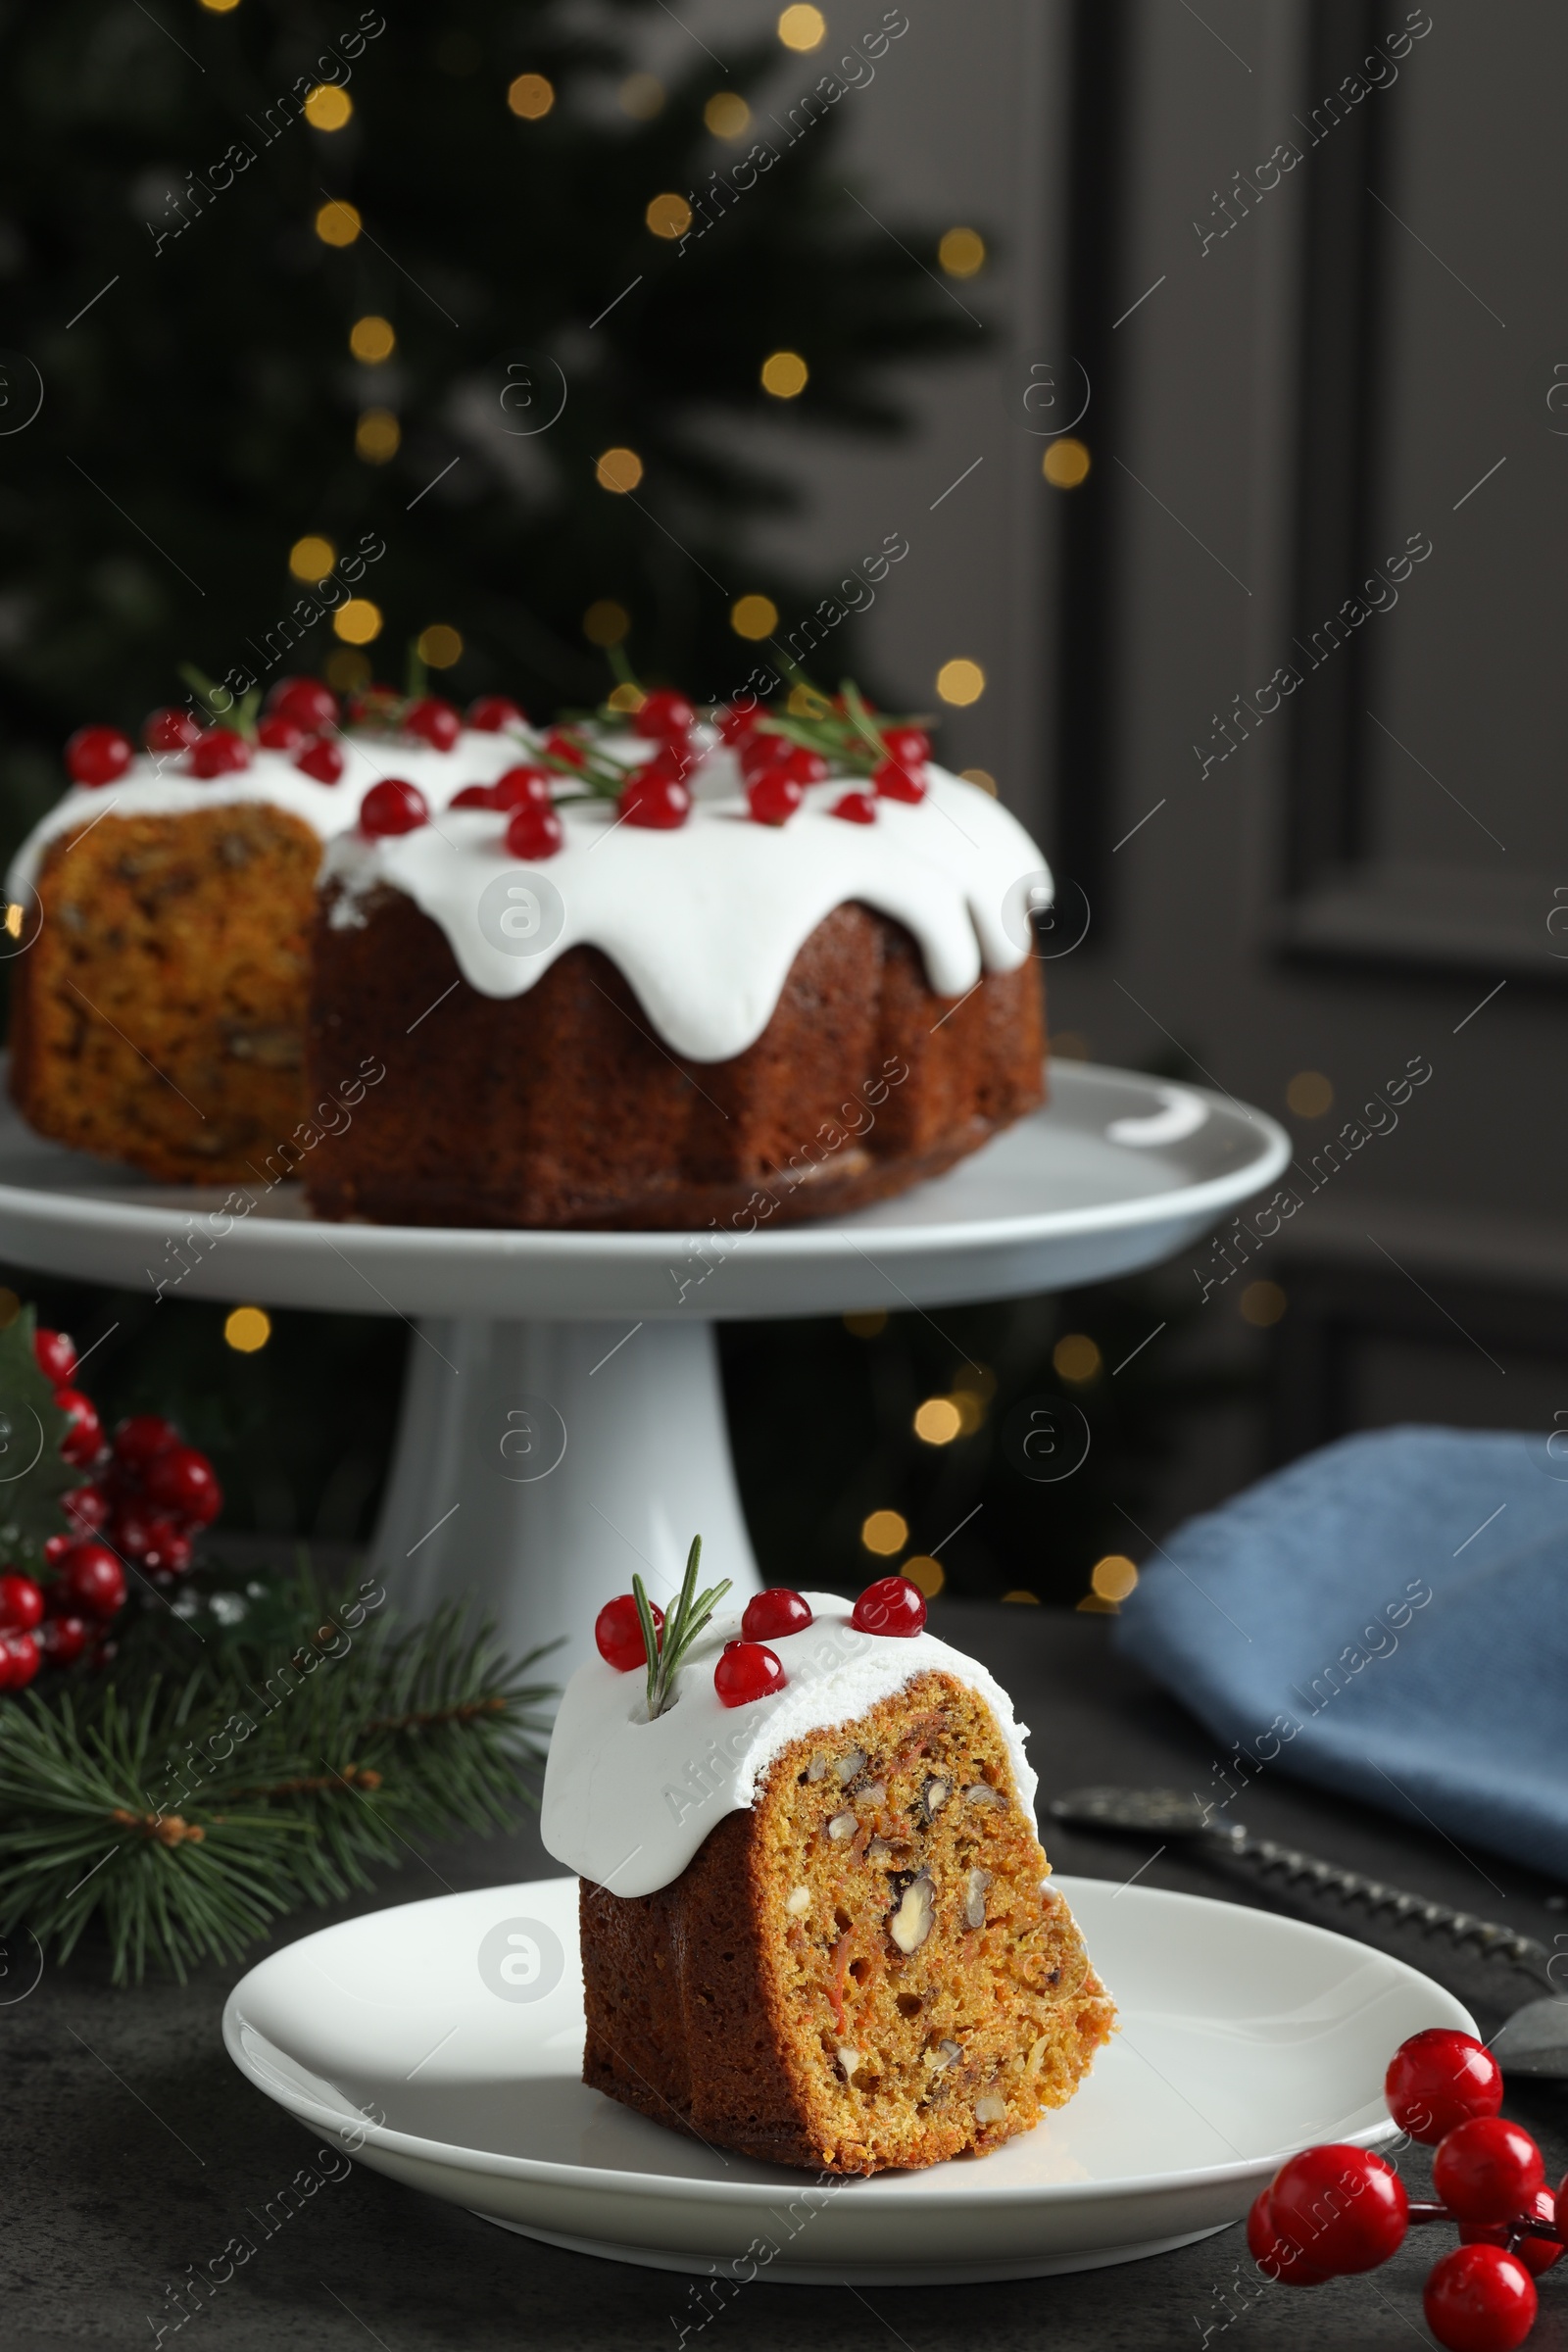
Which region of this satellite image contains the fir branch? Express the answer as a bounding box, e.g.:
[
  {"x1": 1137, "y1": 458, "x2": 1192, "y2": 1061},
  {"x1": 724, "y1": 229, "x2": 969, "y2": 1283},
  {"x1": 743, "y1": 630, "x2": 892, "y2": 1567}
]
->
[{"x1": 634, "y1": 1533, "x2": 730, "y2": 1720}]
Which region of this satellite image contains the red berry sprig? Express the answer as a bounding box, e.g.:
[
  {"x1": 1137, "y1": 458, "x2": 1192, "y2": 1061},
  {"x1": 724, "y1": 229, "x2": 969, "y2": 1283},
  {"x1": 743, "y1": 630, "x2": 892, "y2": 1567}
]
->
[
  {"x1": 466, "y1": 695, "x2": 527, "y2": 733},
  {"x1": 713, "y1": 1641, "x2": 785, "y2": 1707},
  {"x1": 851, "y1": 1575, "x2": 927, "y2": 1637},
  {"x1": 596, "y1": 1592, "x2": 662, "y2": 1672},
  {"x1": 741, "y1": 1588, "x2": 813, "y2": 1642},
  {"x1": 1247, "y1": 2031, "x2": 1565, "y2": 2351},
  {"x1": 360, "y1": 779, "x2": 428, "y2": 838}
]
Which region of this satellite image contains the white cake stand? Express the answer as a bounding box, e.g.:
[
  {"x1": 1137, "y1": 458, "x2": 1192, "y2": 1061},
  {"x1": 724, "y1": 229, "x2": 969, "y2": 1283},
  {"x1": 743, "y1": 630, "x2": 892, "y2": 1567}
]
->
[{"x1": 0, "y1": 1062, "x2": 1289, "y2": 1680}]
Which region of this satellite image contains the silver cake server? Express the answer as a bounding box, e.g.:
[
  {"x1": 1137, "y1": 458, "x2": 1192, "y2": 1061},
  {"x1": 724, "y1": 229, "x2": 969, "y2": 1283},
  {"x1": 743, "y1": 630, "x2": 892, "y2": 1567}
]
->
[{"x1": 1048, "y1": 1786, "x2": 1568, "y2": 2077}]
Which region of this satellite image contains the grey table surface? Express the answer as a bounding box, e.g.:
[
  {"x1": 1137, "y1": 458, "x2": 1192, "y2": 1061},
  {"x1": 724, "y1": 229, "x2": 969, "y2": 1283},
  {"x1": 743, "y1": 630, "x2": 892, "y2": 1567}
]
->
[{"x1": 8, "y1": 1604, "x2": 1567, "y2": 2351}]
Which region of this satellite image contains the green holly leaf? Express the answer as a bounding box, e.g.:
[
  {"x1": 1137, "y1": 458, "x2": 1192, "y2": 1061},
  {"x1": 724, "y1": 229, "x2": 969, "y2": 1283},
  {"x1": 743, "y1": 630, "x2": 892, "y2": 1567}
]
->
[{"x1": 0, "y1": 1306, "x2": 78, "y2": 1570}]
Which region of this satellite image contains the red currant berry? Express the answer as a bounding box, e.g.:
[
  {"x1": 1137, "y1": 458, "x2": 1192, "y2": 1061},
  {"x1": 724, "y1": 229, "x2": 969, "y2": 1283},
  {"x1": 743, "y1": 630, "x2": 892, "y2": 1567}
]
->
[
  {"x1": 713, "y1": 1642, "x2": 786, "y2": 1707},
  {"x1": 1245, "y1": 2189, "x2": 1331, "y2": 2285},
  {"x1": 60, "y1": 1542, "x2": 126, "y2": 1620},
  {"x1": 466, "y1": 695, "x2": 527, "y2": 732},
  {"x1": 257, "y1": 714, "x2": 307, "y2": 756},
  {"x1": 187, "y1": 728, "x2": 253, "y2": 778},
  {"x1": 1461, "y1": 2185, "x2": 1564, "y2": 2278},
  {"x1": 296, "y1": 737, "x2": 345, "y2": 784},
  {"x1": 634, "y1": 688, "x2": 698, "y2": 742},
  {"x1": 66, "y1": 724, "x2": 133, "y2": 787},
  {"x1": 55, "y1": 1387, "x2": 104, "y2": 1467},
  {"x1": 542, "y1": 726, "x2": 587, "y2": 768},
  {"x1": 0, "y1": 1574, "x2": 44, "y2": 1633},
  {"x1": 851, "y1": 1576, "x2": 927, "y2": 1638},
  {"x1": 595, "y1": 1592, "x2": 662, "y2": 1672},
  {"x1": 881, "y1": 726, "x2": 930, "y2": 771},
  {"x1": 490, "y1": 764, "x2": 554, "y2": 812},
  {"x1": 619, "y1": 769, "x2": 692, "y2": 829},
  {"x1": 1388, "y1": 2029, "x2": 1504, "y2": 2144},
  {"x1": 112, "y1": 1504, "x2": 160, "y2": 1562},
  {"x1": 267, "y1": 677, "x2": 339, "y2": 733},
  {"x1": 739, "y1": 731, "x2": 794, "y2": 778},
  {"x1": 741, "y1": 1588, "x2": 814, "y2": 1642},
  {"x1": 1433, "y1": 2119, "x2": 1544, "y2": 2227},
  {"x1": 830, "y1": 791, "x2": 876, "y2": 825},
  {"x1": 360, "y1": 779, "x2": 429, "y2": 838},
  {"x1": 33, "y1": 1326, "x2": 77, "y2": 1384},
  {"x1": 872, "y1": 757, "x2": 926, "y2": 805},
  {"x1": 715, "y1": 704, "x2": 760, "y2": 745},
  {"x1": 1424, "y1": 2243, "x2": 1538, "y2": 2352},
  {"x1": 143, "y1": 708, "x2": 202, "y2": 756},
  {"x1": 1267, "y1": 2144, "x2": 1409, "y2": 2275},
  {"x1": 405, "y1": 697, "x2": 462, "y2": 753},
  {"x1": 747, "y1": 771, "x2": 804, "y2": 827},
  {"x1": 145, "y1": 1445, "x2": 222, "y2": 1527},
  {"x1": 775, "y1": 746, "x2": 829, "y2": 788},
  {"x1": 112, "y1": 1416, "x2": 178, "y2": 1478},
  {"x1": 61, "y1": 1483, "x2": 109, "y2": 1533},
  {"x1": 43, "y1": 1534, "x2": 72, "y2": 1568},
  {"x1": 0, "y1": 1630, "x2": 40, "y2": 1690},
  {"x1": 450, "y1": 784, "x2": 496, "y2": 809},
  {"x1": 37, "y1": 1613, "x2": 89, "y2": 1668},
  {"x1": 505, "y1": 805, "x2": 564, "y2": 859},
  {"x1": 141, "y1": 1518, "x2": 193, "y2": 1577}
]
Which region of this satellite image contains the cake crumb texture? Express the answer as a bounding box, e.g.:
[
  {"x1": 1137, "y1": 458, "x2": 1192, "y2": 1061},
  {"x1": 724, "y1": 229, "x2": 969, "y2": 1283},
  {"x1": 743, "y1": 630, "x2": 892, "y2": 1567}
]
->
[
  {"x1": 9, "y1": 808, "x2": 317, "y2": 1181},
  {"x1": 578, "y1": 1671, "x2": 1114, "y2": 2173}
]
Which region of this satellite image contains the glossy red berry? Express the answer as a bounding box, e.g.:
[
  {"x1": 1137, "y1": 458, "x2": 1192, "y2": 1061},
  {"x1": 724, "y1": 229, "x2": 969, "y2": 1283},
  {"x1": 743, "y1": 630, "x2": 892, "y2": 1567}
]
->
[
  {"x1": 634, "y1": 688, "x2": 697, "y2": 742},
  {"x1": 619, "y1": 768, "x2": 691, "y2": 829},
  {"x1": 187, "y1": 728, "x2": 253, "y2": 778},
  {"x1": 830, "y1": 790, "x2": 876, "y2": 825},
  {"x1": 112, "y1": 1416, "x2": 178, "y2": 1478},
  {"x1": 33, "y1": 1326, "x2": 77, "y2": 1384},
  {"x1": 595, "y1": 1592, "x2": 662, "y2": 1672},
  {"x1": 0, "y1": 1630, "x2": 40, "y2": 1690},
  {"x1": 0, "y1": 1574, "x2": 44, "y2": 1634},
  {"x1": 1433, "y1": 2119, "x2": 1544, "y2": 2227},
  {"x1": 145, "y1": 1445, "x2": 222, "y2": 1527},
  {"x1": 110, "y1": 1504, "x2": 157, "y2": 1562},
  {"x1": 142, "y1": 1519, "x2": 194, "y2": 1577},
  {"x1": 37, "y1": 1613, "x2": 89, "y2": 1668},
  {"x1": 295, "y1": 737, "x2": 345, "y2": 784},
  {"x1": 360, "y1": 779, "x2": 429, "y2": 838},
  {"x1": 747, "y1": 770, "x2": 804, "y2": 827},
  {"x1": 143, "y1": 707, "x2": 202, "y2": 756},
  {"x1": 61, "y1": 1484, "x2": 109, "y2": 1534},
  {"x1": 267, "y1": 677, "x2": 339, "y2": 733},
  {"x1": 542, "y1": 726, "x2": 587, "y2": 768},
  {"x1": 1424, "y1": 2244, "x2": 1538, "y2": 2352},
  {"x1": 405, "y1": 697, "x2": 462, "y2": 752},
  {"x1": 466, "y1": 695, "x2": 527, "y2": 732},
  {"x1": 775, "y1": 746, "x2": 829, "y2": 788},
  {"x1": 1245, "y1": 2189, "x2": 1331, "y2": 2286},
  {"x1": 851, "y1": 1576, "x2": 927, "y2": 1638},
  {"x1": 60, "y1": 1542, "x2": 126, "y2": 1620},
  {"x1": 872, "y1": 757, "x2": 926, "y2": 804},
  {"x1": 1268, "y1": 2144, "x2": 1409, "y2": 2274},
  {"x1": 881, "y1": 726, "x2": 929, "y2": 771},
  {"x1": 450, "y1": 784, "x2": 495, "y2": 809},
  {"x1": 490, "y1": 764, "x2": 554, "y2": 812},
  {"x1": 741, "y1": 1588, "x2": 814, "y2": 1642},
  {"x1": 715, "y1": 704, "x2": 760, "y2": 745},
  {"x1": 1461, "y1": 2185, "x2": 1564, "y2": 2278},
  {"x1": 257, "y1": 714, "x2": 307, "y2": 755},
  {"x1": 739, "y1": 731, "x2": 794, "y2": 778},
  {"x1": 55, "y1": 1387, "x2": 104, "y2": 1467},
  {"x1": 505, "y1": 805, "x2": 564, "y2": 859},
  {"x1": 66, "y1": 724, "x2": 133, "y2": 786},
  {"x1": 1388, "y1": 2030, "x2": 1504, "y2": 2144},
  {"x1": 713, "y1": 1642, "x2": 786, "y2": 1707},
  {"x1": 43, "y1": 1534, "x2": 72, "y2": 1568}
]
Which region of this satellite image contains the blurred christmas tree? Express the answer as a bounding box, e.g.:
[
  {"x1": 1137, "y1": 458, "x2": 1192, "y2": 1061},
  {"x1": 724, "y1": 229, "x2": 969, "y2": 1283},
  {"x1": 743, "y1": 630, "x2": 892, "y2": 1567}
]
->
[{"x1": 0, "y1": 0, "x2": 969, "y2": 859}]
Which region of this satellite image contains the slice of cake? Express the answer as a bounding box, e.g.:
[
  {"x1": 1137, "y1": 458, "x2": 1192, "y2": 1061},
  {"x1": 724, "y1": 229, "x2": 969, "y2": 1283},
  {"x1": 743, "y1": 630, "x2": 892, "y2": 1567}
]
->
[{"x1": 542, "y1": 1560, "x2": 1114, "y2": 2175}]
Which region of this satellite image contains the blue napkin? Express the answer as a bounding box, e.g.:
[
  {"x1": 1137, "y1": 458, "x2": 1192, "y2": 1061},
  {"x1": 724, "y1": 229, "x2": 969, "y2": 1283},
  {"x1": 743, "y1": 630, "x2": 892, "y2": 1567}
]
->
[{"x1": 1114, "y1": 1427, "x2": 1568, "y2": 1883}]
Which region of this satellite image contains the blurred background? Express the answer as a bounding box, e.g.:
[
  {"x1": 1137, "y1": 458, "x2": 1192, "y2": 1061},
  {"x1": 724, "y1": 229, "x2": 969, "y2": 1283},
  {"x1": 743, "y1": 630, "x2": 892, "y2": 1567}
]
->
[{"x1": 1, "y1": 0, "x2": 1562, "y2": 1612}]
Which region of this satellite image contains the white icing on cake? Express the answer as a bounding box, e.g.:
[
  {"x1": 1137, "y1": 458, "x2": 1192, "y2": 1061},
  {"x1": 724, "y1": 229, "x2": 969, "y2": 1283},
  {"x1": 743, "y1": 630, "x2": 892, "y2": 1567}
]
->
[
  {"x1": 540, "y1": 1592, "x2": 1037, "y2": 1899},
  {"x1": 320, "y1": 749, "x2": 1048, "y2": 1063},
  {"x1": 3, "y1": 724, "x2": 542, "y2": 902}
]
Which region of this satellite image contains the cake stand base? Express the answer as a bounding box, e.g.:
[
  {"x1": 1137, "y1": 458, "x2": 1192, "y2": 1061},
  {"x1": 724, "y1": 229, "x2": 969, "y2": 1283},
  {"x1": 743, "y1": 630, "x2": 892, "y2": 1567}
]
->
[{"x1": 370, "y1": 1317, "x2": 761, "y2": 1674}]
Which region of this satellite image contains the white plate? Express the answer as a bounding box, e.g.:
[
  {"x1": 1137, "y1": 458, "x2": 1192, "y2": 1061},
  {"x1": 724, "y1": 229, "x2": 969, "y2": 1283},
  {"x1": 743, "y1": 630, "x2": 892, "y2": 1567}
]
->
[
  {"x1": 223, "y1": 1875, "x2": 1473, "y2": 2284},
  {"x1": 0, "y1": 1059, "x2": 1289, "y2": 1317}
]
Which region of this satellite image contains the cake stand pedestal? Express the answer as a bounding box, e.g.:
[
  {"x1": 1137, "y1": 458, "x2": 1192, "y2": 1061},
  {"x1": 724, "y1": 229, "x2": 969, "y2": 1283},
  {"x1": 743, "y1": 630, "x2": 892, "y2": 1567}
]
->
[{"x1": 0, "y1": 1061, "x2": 1289, "y2": 1682}]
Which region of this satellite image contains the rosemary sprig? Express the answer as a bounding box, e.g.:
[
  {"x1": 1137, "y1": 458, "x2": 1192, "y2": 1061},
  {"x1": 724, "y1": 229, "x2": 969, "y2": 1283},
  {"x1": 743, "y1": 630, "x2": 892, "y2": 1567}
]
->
[
  {"x1": 745, "y1": 658, "x2": 933, "y2": 777},
  {"x1": 633, "y1": 1535, "x2": 731, "y2": 1721}
]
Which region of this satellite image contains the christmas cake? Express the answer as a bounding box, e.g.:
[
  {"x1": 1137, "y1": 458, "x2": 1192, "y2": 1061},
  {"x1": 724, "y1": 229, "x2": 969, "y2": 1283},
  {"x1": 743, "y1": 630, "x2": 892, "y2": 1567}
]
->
[
  {"x1": 541, "y1": 1554, "x2": 1114, "y2": 2175},
  {"x1": 7, "y1": 680, "x2": 1052, "y2": 1225}
]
